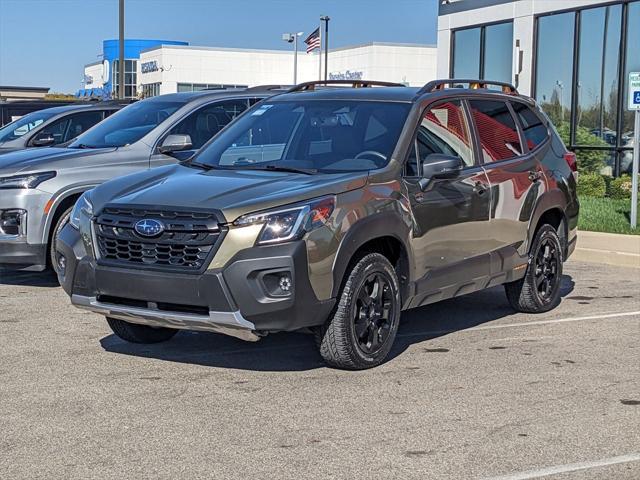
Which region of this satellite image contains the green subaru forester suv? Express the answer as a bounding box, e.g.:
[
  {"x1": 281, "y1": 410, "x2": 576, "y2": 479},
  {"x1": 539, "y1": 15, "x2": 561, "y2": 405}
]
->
[{"x1": 56, "y1": 79, "x2": 579, "y2": 369}]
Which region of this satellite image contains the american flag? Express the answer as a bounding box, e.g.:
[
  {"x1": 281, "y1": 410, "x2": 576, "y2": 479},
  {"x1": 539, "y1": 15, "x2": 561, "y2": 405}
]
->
[{"x1": 304, "y1": 28, "x2": 321, "y2": 53}]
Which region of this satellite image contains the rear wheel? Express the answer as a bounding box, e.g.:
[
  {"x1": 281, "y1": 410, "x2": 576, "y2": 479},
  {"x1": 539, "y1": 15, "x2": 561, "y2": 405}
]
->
[
  {"x1": 505, "y1": 224, "x2": 563, "y2": 313},
  {"x1": 315, "y1": 253, "x2": 401, "y2": 370},
  {"x1": 106, "y1": 317, "x2": 178, "y2": 344}
]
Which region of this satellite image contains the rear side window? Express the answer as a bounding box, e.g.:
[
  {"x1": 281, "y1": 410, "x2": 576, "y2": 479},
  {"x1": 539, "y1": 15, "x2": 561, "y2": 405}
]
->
[
  {"x1": 511, "y1": 102, "x2": 548, "y2": 151},
  {"x1": 468, "y1": 99, "x2": 523, "y2": 162}
]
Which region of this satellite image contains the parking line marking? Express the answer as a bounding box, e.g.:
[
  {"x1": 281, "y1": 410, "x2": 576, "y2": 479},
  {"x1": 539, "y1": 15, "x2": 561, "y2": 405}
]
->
[
  {"x1": 480, "y1": 452, "x2": 640, "y2": 480},
  {"x1": 397, "y1": 310, "x2": 640, "y2": 338}
]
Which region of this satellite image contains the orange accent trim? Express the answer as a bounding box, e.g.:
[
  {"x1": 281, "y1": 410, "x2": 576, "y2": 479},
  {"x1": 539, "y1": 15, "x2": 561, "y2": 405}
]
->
[{"x1": 44, "y1": 198, "x2": 54, "y2": 214}]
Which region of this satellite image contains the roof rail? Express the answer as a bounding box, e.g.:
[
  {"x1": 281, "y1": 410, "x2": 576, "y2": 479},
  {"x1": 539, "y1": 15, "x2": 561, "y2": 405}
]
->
[
  {"x1": 417, "y1": 79, "x2": 518, "y2": 95},
  {"x1": 287, "y1": 79, "x2": 405, "y2": 93},
  {"x1": 245, "y1": 84, "x2": 291, "y2": 92}
]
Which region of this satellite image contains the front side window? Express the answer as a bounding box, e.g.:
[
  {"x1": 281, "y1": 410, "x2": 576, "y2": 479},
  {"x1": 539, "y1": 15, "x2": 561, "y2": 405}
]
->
[
  {"x1": 406, "y1": 100, "x2": 474, "y2": 176},
  {"x1": 69, "y1": 100, "x2": 185, "y2": 148},
  {"x1": 167, "y1": 100, "x2": 249, "y2": 150},
  {"x1": 63, "y1": 111, "x2": 105, "y2": 142},
  {"x1": 192, "y1": 100, "x2": 411, "y2": 173},
  {"x1": 468, "y1": 99, "x2": 523, "y2": 162},
  {"x1": 0, "y1": 110, "x2": 56, "y2": 143}
]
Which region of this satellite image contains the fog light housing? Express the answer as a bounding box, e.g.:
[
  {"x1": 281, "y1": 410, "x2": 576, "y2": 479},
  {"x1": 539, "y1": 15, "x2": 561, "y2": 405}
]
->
[
  {"x1": 0, "y1": 209, "x2": 27, "y2": 237},
  {"x1": 57, "y1": 254, "x2": 67, "y2": 276},
  {"x1": 262, "y1": 271, "x2": 293, "y2": 297}
]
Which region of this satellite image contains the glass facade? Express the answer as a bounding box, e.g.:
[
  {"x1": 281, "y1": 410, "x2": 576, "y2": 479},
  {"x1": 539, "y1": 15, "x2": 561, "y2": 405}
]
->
[
  {"x1": 112, "y1": 59, "x2": 138, "y2": 99},
  {"x1": 142, "y1": 83, "x2": 161, "y2": 98},
  {"x1": 534, "y1": 1, "x2": 638, "y2": 176},
  {"x1": 452, "y1": 21, "x2": 513, "y2": 84},
  {"x1": 176, "y1": 83, "x2": 248, "y2": 93}
]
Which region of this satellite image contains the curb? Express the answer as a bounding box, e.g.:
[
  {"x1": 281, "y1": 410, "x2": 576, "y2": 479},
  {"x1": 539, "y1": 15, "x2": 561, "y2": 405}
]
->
[{"x1": 571, "y1": 231, "x2": 640, "y2": 268}]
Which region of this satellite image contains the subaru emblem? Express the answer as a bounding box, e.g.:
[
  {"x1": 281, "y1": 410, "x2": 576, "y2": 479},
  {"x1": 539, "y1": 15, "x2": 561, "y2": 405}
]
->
[{"x1": 134, "y1": 219, "x2": 165, "y2": 237}]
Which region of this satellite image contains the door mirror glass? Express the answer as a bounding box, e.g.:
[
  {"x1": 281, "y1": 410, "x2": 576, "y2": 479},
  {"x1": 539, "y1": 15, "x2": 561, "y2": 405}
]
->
[
  {"x1": 159, "y1": 134, "x2": 193, "y2": 154},
  {"x1": 31, "y1": 132, "x2": 56, "y2": 146}
]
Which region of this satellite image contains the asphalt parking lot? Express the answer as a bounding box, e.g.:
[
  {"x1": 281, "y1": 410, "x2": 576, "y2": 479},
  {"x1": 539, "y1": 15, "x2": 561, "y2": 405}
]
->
[{"x1": 0, "y1": 260, "x2": 638, "y2": 479}]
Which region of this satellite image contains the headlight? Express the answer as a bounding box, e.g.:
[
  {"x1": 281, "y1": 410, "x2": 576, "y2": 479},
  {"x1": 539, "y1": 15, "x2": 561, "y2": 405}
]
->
[
  {"x1": 0, "y1": 171, "x2": 56, "y2": 189},
  {"x1": 69, "y1": 192, "x2": 93, "y2": 230},
  {"x1": 233, "y1": 196, "x2": 335, "y2": 245}
]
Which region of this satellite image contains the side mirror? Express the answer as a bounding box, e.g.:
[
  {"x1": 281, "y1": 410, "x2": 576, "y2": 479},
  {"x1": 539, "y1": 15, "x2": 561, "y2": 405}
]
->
[
  {"x1": 159, "y1": 134, "x2": 193, "y2": 155},
  {"x1": 418, "y1": 154, "x2": 464, "y2": 190},
  {"x1": 31, "y1": 132, "x2": 56, "y2": 147}
]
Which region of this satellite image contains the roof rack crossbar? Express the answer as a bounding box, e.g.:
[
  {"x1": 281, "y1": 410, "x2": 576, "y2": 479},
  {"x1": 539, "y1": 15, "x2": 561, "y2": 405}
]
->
[
  {"x1": 244, "y1": 85, "x2": 291, "y2": 92},
  {"x1": 286, "y1": 80, "x2": 405, "y2": 93},
  {"x1": 417, "y1": 79, "x2": 518, "y2": 95}
]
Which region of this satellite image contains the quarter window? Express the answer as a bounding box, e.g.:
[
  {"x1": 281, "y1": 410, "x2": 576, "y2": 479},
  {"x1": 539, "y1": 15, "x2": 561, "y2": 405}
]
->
[
  {"x1": 511, "y1": 102, "x2": 548, "y2": 151},
  {"x1": 468, "y1": 100, "x2": 523, "y2": 162},
  {"x1": 406, "y1": 100, "x2": 474, "y2": 176}
]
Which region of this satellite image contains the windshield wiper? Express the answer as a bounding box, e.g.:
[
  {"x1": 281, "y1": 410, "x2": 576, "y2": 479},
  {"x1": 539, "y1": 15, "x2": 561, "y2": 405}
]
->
[
  {"x1": 74, "y1": 143, "x2": 100, "y2": 149},
  {"x1": 181, "y1": 159, "x2": 218, "y2": 171},
  {"x1": 230, "y1": 164, "x2": 317, "y2": 175}
]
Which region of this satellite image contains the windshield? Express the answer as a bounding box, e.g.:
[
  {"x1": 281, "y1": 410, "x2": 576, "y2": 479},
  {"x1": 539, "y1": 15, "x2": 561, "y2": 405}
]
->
[
  {"x1": 0, "y1": 110, "x2": 57, "y2": 143},
  {"x1": 192, "y1": 100, "x2": 411, "y2": 172},
  {"x1": 68, "y1": 99, "x2": 185, "y2": 148}
]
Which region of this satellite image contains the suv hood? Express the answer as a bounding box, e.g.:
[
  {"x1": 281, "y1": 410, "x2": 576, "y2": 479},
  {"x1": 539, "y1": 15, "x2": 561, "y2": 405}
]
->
[
  {"x1": 0, "y1": 146, "x2": 115, "y2": 176},
  {"x1": 90, "y1": 164, "x2": 368, "y2": 222}
]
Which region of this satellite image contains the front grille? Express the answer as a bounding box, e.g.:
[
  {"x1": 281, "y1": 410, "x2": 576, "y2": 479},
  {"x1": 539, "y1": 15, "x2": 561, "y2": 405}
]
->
[{"x1": 95, "y1": 206, "x2": 224, "y2": 271}]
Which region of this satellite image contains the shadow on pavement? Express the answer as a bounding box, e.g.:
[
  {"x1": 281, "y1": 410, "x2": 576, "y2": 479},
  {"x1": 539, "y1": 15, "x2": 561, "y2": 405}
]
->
[
  {"x1": 100, "y1": 274, "x2": 575, "y2": 372},
  {"x1": 0, "y1": 269, "x2": 60, "y2": 288}
]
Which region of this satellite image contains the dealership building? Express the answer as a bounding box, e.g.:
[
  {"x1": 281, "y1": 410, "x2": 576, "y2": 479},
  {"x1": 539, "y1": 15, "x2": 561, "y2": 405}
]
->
[
  {"x1": 438, "y1": 0, "x2": 639, "y2": 176},
  {"x1": 81, "y1": 40, "x2": 437, "y2": 98}
]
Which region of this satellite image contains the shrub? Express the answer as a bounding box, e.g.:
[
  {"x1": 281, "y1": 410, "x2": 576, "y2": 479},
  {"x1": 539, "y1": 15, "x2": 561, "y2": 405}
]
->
[
  {"x1": 554, "y1": 122, "x2": 610, "y2": 174},
  {"x1": 577, "y1": 173, "x2": 606, "y2": 198},
  {"x1": 608, "y1": 174, "x2": 636, "y2": 200}
]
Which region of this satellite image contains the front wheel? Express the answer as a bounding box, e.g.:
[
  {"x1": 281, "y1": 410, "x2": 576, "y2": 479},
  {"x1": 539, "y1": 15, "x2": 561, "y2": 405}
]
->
[
  {"x1": 505, "y1": 224, "x2": 563, "y2": 313},
  {"x1": 49, "y1": 206, "x2": 73, "y2": 273},
  {"x1": 106, "y1": 317, "x2": 178, "y2": 344},
  {"x1": 315, "y1": 253, "x2": 401, "y2": 370}
]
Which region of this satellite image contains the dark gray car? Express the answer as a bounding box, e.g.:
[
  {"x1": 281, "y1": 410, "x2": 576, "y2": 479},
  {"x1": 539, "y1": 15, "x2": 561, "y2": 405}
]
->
[
  {"x1": 0, "y1": 103, "x2": 123, "y2": 154},
  {"x1": 0, "y1": 87, "x2": 279, "y2": 271},
  {"x1": 56, "y1": 79, "x2": 579, "y2": 369}
]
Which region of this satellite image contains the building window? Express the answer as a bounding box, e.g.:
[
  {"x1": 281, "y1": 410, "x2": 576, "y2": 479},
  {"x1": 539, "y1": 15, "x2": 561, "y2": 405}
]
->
[
  {"x1": 112, "y1": 59, "x2": 138, "y2": 99},
  {"x1": 534, "y1": 1, "x2": 637, "y2": 177},
  {"x1": 452, "y1": 21, "x2": 513, "y2": 84},
  {"x1": 142, "y1": 83, "x2": 161, "y2": 98},
  {"x1": 176, "y1": 83, "x2": 248, "y2": 93}
]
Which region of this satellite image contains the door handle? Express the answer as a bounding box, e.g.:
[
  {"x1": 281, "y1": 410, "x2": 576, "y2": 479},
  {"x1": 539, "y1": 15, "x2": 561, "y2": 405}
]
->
[
  {"x1": 474, "y1": 181, "x2": 488, "y2": 195},
  {"x1": 528, "y1": 170, "x2": 543, "y2": 183}
]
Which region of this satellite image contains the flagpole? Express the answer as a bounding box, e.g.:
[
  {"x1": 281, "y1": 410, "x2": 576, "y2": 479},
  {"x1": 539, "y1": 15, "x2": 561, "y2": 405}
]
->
[
  {"x1": 318, "y1": 19, "x2": 322, "y2": 81},
  {"x1": 321, "y1": 16, "x2": 330, "y2": 81}
]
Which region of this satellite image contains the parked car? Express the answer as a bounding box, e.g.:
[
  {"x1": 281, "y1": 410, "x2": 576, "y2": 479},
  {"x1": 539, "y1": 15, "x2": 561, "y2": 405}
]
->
[
  {"x1": 56, "y1": 79, "x2": 579, "y2": 369},
  {"x1": 0, "y1": 100, "x2": 77, "y2": 127},
  {"x1": 0, "y1": 86, "x2": 281, "y2": 271},
  {"x1": 0, "y1": 102, "x2": 124, "y2": 154}
]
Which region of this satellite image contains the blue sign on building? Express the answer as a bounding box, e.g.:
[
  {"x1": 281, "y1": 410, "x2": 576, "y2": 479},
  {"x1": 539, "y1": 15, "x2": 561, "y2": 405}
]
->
[{"x1": 78, "y1": 38, "x2": 188, "y2": 99}]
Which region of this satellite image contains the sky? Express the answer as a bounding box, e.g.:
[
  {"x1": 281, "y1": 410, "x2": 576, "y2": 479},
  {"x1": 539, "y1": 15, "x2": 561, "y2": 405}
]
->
[{"x1": 0, "y1": 0, "x2": 439, "y2": 93}]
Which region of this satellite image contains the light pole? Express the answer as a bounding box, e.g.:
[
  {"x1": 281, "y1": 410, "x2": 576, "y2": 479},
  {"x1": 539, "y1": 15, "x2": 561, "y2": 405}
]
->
[
  {"x1": 282, "y1": 32, "x2": 304, "y2": 85},
  {"x1": 556, "y1": 80, "x2": 564, "y2": 123},
  {"x1": 118, "y1": 0, "x2": 125, "y2": 99}
]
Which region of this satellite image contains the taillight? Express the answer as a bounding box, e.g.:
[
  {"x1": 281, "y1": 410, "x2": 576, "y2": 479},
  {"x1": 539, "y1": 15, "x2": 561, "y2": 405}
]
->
[{"x1": 564, "y1": 151, "x2": 577, "y2": 173}]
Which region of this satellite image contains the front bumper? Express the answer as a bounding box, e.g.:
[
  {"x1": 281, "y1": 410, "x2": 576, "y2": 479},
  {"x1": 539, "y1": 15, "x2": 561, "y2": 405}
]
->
[
  {"x1": 0, "y1": 239, "x2": 47, "y2": 270},
  {"x1": 56, "y1": 222, "x2": 335, "y2": 340}
]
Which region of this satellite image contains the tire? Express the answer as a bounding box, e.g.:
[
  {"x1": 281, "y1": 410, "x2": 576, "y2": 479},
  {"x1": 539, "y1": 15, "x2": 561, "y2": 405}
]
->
[
  {"x1": 106, "y1": 317, "x2": 178, "y2": 344},
  {"x1": 315, "y1": 253, "x2": 401, "y2": 370},
  {"x1": 505, "y1": 224, "x2": 563, "y2": 313},
  {"x1": 49, "y1": 206, "x2": 73, "y2": 273}
]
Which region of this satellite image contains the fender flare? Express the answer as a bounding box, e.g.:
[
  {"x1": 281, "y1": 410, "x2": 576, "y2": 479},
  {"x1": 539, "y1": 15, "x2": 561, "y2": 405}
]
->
[
  {"x1": 526, "y1": 188, "x2": 569, "y2": 253},
  {"x1": 330, "y1": 211, "x2": 414, "y2": 299},
  {"x1": 41, "y1": 184, "x2": 98, "y2": 244}
]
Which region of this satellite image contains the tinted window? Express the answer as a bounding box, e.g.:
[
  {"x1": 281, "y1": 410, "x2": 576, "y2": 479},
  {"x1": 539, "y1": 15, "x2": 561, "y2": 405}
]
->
[
  {"x1": 452, "y1": 28, "x2": 481, "y2": 78},
  {"x1": 484, "y1": 22, "x2": 514, "y2": 84},
  {"x1": 63, "y1": 111, "x2": 104, "y2": 142},
  {"x1": 193, "y1": 100, "x2": 411, "y2": 172},
  {"x1": 511, "y1": 102, "x2": 548, "y2": 150},
  {"x1": 468, "y1": 100, "x2": 522, "y2": 162},
  {"x1": 38, "y1": 117, "x2": 69, "y2": 145},
  {"x1": 535, "y1": 13, "x2": 575, "y2": 128},
  {"x1": 167, "y1": 100, "x2": 248, "y2": 150},
  {"x1": 406, "y1": 100, "x2": 474, "y2": 176},
  {"x1": 69, "y1": 100, "x2": 184, "y2": 148},
  {"x1": 0, "y1": 110, "x2": 56, "y2": 142}
]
